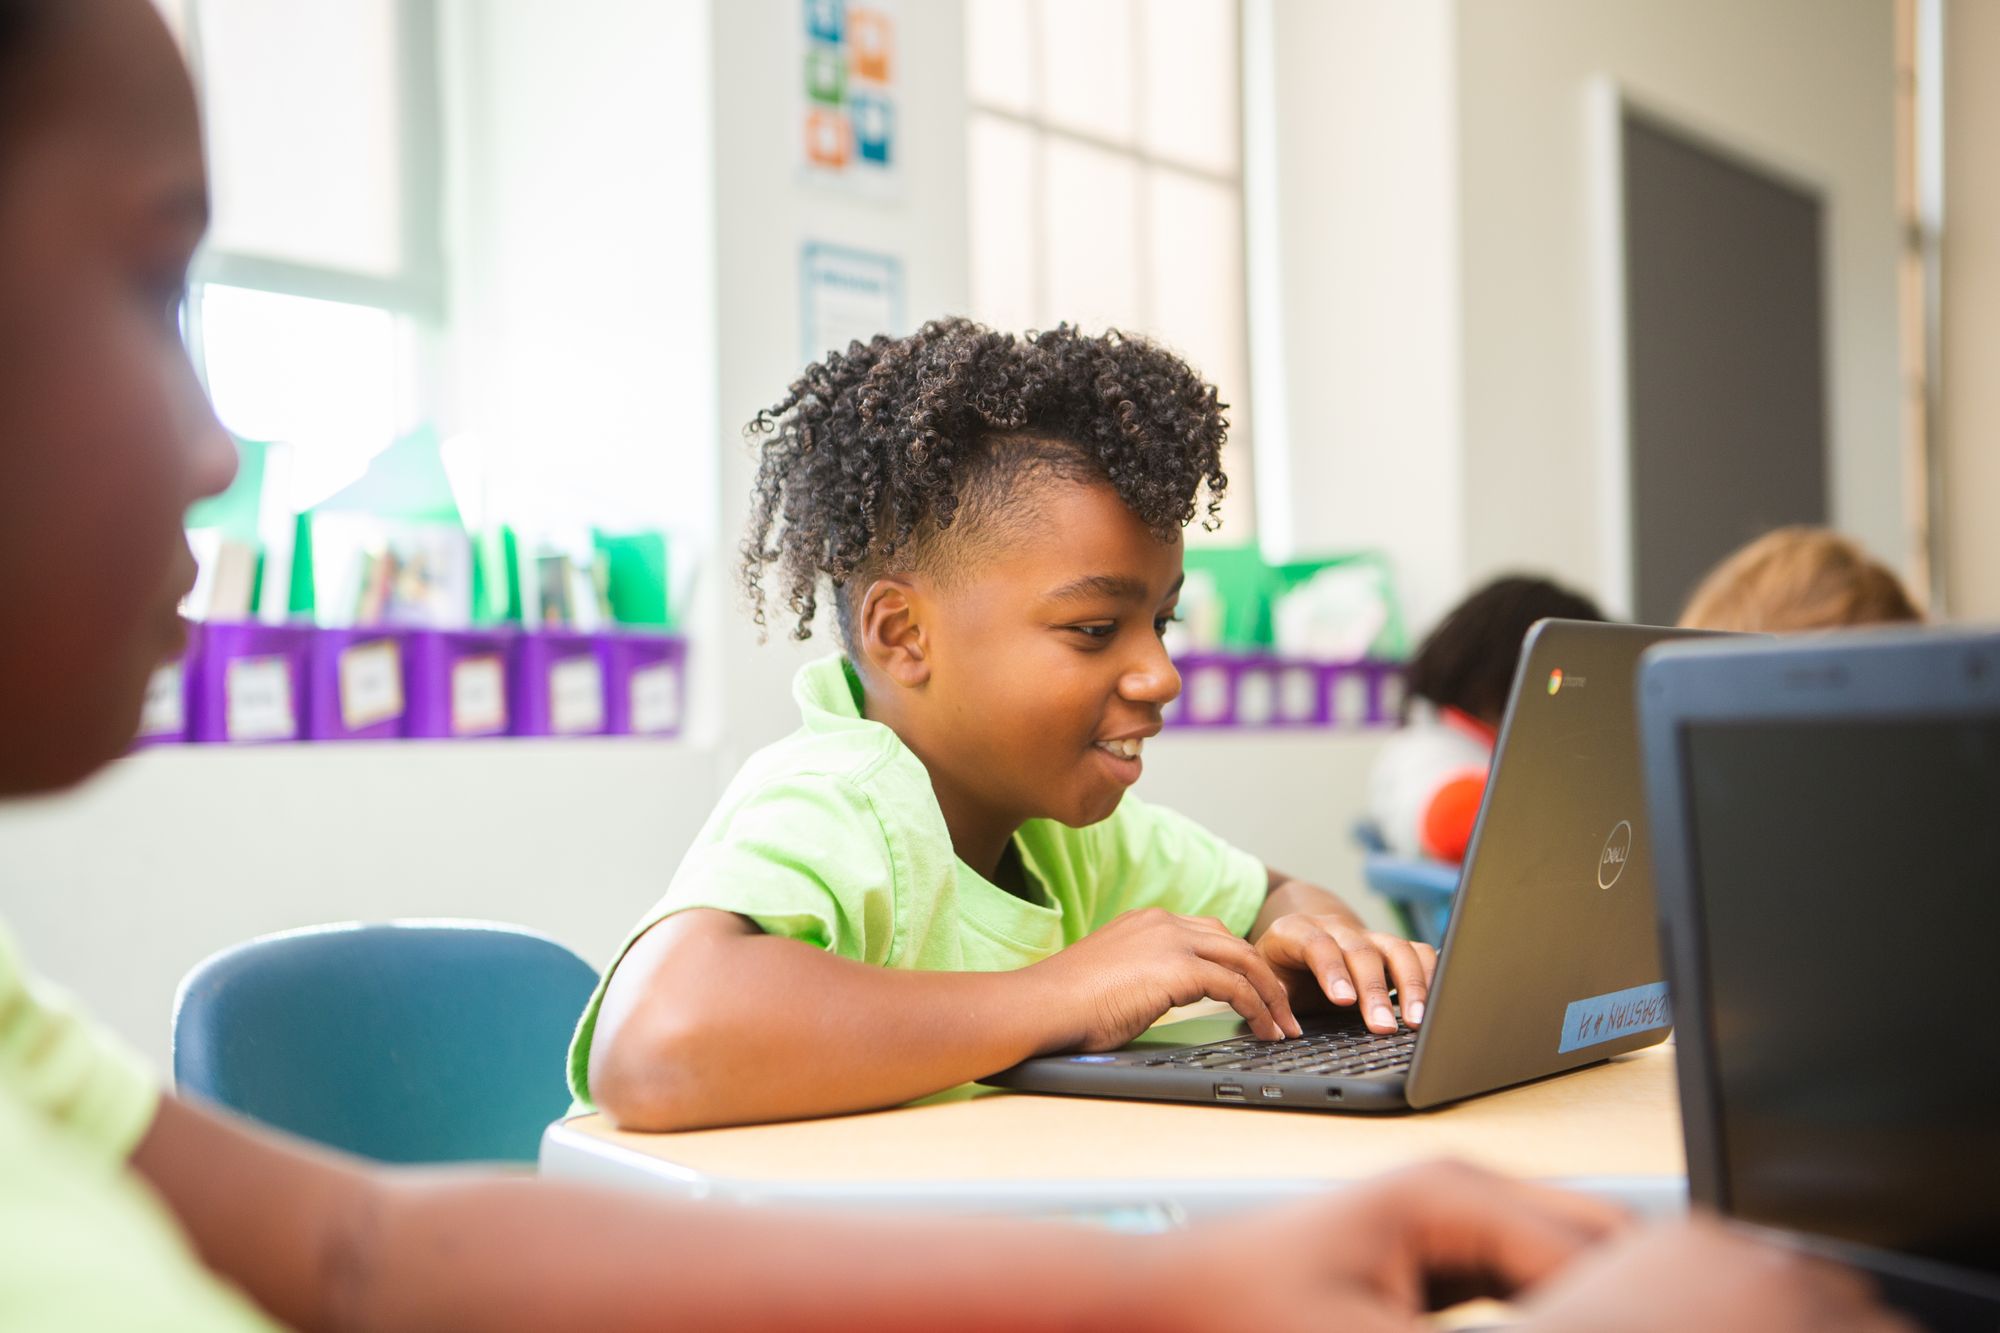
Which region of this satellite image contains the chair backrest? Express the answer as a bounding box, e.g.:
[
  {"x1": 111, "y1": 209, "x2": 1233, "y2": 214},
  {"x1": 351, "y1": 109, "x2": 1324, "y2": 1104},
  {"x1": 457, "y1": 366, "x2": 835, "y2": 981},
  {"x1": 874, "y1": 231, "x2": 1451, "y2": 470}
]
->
[
  {"x1": 173, "y1": 921, "x2": 598, "y2": 1164},
  {"x1": 1351, "y1": 819, "x2": 1460, "y2": 947}
]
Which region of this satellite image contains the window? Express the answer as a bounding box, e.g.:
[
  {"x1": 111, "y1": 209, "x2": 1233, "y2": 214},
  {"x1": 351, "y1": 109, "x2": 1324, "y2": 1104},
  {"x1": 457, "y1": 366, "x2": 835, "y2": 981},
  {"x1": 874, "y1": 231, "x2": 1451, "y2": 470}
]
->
[
  {"x1": 964, "y1": 0, "x2": 1253, "y2": 529},
  {"x1": 171, "y1": 0, "x2": 443, "y2": 511}
]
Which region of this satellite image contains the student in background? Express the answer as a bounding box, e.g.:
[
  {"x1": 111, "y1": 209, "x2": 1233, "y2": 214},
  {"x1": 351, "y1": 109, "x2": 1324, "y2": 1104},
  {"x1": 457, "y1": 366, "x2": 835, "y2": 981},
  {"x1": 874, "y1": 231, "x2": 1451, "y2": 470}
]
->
[
  {"x1": 0, "y1": 2, "x2": 1912, "y2": 1329},
  {"x1": 1679, "y1": 526, "x2": 1923, "y2": 633},
  {"x1": 1367, "y1": 576, "x2": 1604, "y2": 862},
  {"x1": 579, "y1": 318, "x2": 1446, "y2": 1134}
]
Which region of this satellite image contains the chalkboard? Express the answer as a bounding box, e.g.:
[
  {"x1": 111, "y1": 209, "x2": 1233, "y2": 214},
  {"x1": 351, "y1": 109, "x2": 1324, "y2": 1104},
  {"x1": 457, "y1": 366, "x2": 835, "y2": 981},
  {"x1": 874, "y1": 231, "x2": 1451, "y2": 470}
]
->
[{"x1": 1621, "y1": 110, "x2": 1829, "y2": 625}]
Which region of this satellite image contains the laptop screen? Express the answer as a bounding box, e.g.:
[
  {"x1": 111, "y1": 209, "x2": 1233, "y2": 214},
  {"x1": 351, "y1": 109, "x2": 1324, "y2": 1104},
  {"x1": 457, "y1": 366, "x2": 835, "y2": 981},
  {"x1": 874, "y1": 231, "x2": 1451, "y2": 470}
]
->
[{"x1": 1683, "y1": 714, "x2": 2000, "y2": 1277}]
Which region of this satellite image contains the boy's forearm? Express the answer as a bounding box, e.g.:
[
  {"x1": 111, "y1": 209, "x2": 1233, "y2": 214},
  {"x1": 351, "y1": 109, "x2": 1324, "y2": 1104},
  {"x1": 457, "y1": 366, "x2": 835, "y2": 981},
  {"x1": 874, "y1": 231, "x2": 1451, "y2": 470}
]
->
[
  {"x1": 139, "y1": 1091, "x2": 1188, "y2": 1333},
  {"x1": 356, "y1": 1171, "x2": 1181, "y2": 1333},
  {"x1": 1250, "y1": 867, "x2": 1365, "y2": 940},
  {"x1": 593, "y1": 916, "x2": 1072, "y2": 1130}
]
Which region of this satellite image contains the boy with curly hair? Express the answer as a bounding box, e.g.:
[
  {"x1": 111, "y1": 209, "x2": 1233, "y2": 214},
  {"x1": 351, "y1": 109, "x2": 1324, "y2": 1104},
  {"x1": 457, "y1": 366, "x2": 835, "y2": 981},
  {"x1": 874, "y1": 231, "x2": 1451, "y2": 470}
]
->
[{"x1": 572, "y1": 318, "x2": 1438, "y2": 1130}]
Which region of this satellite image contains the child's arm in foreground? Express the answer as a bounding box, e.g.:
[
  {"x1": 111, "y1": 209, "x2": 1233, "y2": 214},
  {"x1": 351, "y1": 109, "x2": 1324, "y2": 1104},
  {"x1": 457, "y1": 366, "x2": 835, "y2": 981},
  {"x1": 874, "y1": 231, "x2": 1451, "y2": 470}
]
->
[
  {"x1": 133, "y1": 1100, "x2": 1906, "y2": 1333},
  {"x1": 590, "y1": 905, "x2": 1301, "y2": 1131}
]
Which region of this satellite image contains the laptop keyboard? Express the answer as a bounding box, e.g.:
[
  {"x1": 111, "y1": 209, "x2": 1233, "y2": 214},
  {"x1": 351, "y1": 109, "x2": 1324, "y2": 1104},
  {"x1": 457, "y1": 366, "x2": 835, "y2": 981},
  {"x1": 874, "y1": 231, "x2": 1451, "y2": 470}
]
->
[{"x1": 1140, "y1": 1025, "x2": 1418, "y2": 1078}]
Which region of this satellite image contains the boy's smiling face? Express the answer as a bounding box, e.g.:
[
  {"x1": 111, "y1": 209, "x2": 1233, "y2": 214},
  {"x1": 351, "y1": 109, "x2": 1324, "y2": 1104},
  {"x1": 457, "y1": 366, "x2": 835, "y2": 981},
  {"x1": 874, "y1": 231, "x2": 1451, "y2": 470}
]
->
[
  {"x1": 859, "y1": 475, "x2": 1185, "y2": 872},
  {"x1": 0, "y1": 0, "x2": 234, "y2": 793}
]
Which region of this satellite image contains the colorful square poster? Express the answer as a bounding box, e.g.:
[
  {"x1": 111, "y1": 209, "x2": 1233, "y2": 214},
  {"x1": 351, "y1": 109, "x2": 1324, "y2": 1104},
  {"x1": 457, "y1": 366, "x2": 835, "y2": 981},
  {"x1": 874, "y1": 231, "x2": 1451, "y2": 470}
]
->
[{"x1": 798, "y1": 0, "x2": 898, "y2": 193}]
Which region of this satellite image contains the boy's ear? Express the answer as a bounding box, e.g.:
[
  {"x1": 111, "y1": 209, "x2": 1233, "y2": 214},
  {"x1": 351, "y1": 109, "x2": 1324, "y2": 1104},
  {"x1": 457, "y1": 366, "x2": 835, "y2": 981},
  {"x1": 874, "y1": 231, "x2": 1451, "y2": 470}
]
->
[{"x1": 857, "y1": 577, "x2": 930, "y2": 688}]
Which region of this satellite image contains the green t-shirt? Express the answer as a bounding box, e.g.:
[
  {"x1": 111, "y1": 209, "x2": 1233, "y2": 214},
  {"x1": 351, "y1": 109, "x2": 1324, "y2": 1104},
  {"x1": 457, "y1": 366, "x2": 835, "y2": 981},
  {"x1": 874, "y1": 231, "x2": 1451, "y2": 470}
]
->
[
  {"x1": 568, "y1": 655, "x2": 1268, "y2": 1107},
  {"x1": 0, "y1": 918, "x2": 281, "y2": 1330}
]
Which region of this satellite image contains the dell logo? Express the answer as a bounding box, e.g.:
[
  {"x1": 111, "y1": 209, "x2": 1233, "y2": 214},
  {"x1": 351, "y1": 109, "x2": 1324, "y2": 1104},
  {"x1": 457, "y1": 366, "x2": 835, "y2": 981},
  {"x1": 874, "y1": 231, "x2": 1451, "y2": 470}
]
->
[{"x1": 1598, "y1": 820, "x2": 1634, "y2": 890}]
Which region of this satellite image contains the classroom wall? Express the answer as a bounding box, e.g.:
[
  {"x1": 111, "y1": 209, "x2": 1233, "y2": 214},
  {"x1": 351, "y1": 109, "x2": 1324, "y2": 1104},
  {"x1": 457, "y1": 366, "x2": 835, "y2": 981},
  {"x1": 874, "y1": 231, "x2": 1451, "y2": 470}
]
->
[
  {"x1": 1455, "y1": 0, "x2": 1902, "y2": 618},
  {"x1": 1247, "y1": 0, "x2": 1465, "y2": 632},
  {"x1": 439, "y1": 0, "x2": 717, "y2": 542},
  {"x1": 699, "y1": 0, "x2": 973, "y2": 770},
  {"x1": 1253, "y1": 0, "x2": 1901, "y2": 627},
  {"x1": 1941, "y1": 0, "x2": 2000, "y2": 619}
]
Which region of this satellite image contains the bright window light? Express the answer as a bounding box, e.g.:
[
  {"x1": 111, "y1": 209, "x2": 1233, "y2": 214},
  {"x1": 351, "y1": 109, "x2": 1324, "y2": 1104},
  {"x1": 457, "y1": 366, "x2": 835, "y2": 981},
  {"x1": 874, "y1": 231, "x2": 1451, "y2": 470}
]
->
[{"x1": 199, "y1": 284, "x2": 404, "y2": 506}]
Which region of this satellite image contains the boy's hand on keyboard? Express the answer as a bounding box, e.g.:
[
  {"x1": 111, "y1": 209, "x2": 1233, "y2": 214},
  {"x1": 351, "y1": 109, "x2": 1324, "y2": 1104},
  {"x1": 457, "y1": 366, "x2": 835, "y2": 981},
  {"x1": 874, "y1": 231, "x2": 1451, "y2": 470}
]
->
[
  {"x1": 1027, "y1": 909, "x2": 1304, "y2": 1051},
  {"x1": 1255, "y1": 913, "x2": 1438, "y2": 1033}
]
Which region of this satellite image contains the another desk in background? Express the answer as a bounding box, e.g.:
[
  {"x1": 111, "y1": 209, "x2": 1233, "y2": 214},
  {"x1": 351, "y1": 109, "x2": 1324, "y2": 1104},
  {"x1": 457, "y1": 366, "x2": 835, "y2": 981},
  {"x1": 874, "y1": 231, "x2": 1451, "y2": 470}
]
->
[{"x1": 541, "y1": 1043, "x2": 1685, "y2": 1227}]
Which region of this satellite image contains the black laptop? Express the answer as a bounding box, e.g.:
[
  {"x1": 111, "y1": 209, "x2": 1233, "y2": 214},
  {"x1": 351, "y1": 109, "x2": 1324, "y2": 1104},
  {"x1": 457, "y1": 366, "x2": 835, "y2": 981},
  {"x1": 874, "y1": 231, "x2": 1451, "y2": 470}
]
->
[
  {"x1": 1639, "y1": 627, "x2": 2000, "y2": 1331},
  {"x1": 983, "y1": 620, "x2": 1710, "y2": 1112}
]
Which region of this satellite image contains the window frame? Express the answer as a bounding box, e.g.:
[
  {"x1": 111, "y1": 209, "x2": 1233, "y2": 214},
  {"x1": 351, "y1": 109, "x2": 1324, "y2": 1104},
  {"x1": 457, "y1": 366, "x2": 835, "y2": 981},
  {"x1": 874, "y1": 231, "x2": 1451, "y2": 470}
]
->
[
  {"x1": 178, "y1": 0, "x2": 447, "y2": 373},
  {"x1": 964, "y1": 0, "x2": 1255, "y2": 522}
]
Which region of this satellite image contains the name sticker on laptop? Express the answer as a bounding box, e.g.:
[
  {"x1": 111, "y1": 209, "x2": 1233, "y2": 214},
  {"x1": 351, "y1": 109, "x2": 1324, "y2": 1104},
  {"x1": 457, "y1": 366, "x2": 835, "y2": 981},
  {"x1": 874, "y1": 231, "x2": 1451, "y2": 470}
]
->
[{"x1": 1558, "y1": 982, "x2": 1672, "y2": 1054}]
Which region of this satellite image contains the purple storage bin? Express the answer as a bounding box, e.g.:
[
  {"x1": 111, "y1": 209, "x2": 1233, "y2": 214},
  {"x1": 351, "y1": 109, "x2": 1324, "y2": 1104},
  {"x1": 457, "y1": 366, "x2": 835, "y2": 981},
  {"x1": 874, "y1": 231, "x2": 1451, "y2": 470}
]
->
[
  {"x1": 403, "y1": 628, "x2": 518, "y2": 739},
  {"x1": 511, "y1": 630, "x2": 613, "y2": 737},
  {"x1": 1168, "y1": 653, "x2": 1402, "y2": 730},
  {"x1": 304, "y1": 628, "x2": 410, "y2": 741},
  {"x1": 1324, "y1": 660, "x2": 1405, "y2": 727},
  {"x1": 604, "y1": 632, "x2": 687, "y2": 737},
  {"x1": 132, "y1": 622, "x2": 198, "y2": 747},
  {"x1": 1170, "y1": 653, "x2": 1240, "y2": 728},
  {"x1": 1366, "y1": 662, "x2": 1405, "y2": 725},
  {"x1": 188, "y1": 621, "x2": 311, "y2": 744}
]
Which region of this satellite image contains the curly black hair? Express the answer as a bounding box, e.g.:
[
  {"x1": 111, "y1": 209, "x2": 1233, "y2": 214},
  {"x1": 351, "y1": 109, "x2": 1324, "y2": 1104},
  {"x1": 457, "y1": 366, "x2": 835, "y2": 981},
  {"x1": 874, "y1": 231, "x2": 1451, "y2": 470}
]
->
[{"x1": 741, "y1": 317, "x2": 1231, "y2": 643}]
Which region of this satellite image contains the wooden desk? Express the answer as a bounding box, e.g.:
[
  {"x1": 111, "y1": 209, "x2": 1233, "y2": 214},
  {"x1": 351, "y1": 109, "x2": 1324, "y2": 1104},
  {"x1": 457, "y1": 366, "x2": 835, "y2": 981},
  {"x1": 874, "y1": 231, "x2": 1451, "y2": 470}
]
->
[{"x1": 541, "y1": 1044, "x2": 1686, "y2": 1224}]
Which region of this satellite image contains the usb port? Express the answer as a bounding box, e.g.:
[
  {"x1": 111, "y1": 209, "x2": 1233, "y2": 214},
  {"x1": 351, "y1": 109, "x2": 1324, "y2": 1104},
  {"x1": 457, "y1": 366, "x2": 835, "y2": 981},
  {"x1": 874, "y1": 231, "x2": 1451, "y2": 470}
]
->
[
  {"x1": 1215, "y1": 1083, "x2": 1246, "y2": 1102},
  {"x1": 1325, "y1": 1087, "x2": 1344, "y2": 1102},
  {"x1": 1260, "y1": 1085, "x2": 1283, "y2": 1099}
]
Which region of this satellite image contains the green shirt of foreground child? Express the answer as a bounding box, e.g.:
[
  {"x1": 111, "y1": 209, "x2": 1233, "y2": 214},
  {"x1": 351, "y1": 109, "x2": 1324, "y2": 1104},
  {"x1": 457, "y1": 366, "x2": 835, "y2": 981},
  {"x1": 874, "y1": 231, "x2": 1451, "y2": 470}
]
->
[{"x1": 577, "y1": 321, "x2": 1442, "y2": 1131}]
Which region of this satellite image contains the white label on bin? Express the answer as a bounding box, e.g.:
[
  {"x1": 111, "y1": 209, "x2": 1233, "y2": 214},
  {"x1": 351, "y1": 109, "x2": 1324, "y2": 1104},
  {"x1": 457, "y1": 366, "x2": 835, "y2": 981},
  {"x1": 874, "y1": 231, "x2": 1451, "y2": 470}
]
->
[
  {"x1": 629, "y1": 661, "x2": 682, "y2": 734},
  {"x1": 1374, "y1": 673, "x2": 1402, "y2": 722},
  {"x1": 450, "y1": 655, "x2": 507, "y2": 735},
  {"x1": 338, "y1": 639, "x2": 403, "y2": 731},
  {"x1": 1332, "y1": 672, "x2": 1369, "y2": 726},
  {"x1": 1237, "y1": 670, "x2": 1276, "y2": 726},
  {"x1": 226, "y1": 656, "x2": 294, "y2": 741},
  {"x1": 1278, "y1": 667, "x2": 1317, "y2": 723},
  {"x1": 139, "y1": 662, "x2": 184, "y2": 736},
  {"x1": 1187, "y1": 666, "x2": 1230, "y2": 723},
  {"x1": 549, "y1": 655, "x2": 605, "y2": 734}
]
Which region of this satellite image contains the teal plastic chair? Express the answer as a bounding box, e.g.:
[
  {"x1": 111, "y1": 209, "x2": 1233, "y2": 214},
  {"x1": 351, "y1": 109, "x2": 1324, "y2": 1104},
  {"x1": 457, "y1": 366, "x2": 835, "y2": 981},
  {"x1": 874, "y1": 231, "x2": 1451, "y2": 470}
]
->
[
  {"x1": 1352, "y1": 821, "x2": 1461, "y2": 947},
  {"x1": 173, "y1": 921, "x2": 598, "y2": 1165}
]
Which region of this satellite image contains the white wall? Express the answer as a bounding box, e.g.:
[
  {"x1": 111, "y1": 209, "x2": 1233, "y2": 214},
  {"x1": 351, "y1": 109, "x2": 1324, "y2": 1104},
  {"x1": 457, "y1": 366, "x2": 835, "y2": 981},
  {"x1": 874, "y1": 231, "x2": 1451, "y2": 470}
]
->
[
  {"x1": 1250, "y1": 0, "x2": 1464, "y2": 633},
  {"x1": 0, "y1": 742, "x2": 717, "y2": 1071},
  {"x1": 1941, "y1": 0, "x2": 2000, "y2": 618},
  {"x1": 1456, "y1": 0, "x2": 1902, "y2": 616},
  {"x1": 440, "y1": 0, "x2": 717, "y2": 542}
]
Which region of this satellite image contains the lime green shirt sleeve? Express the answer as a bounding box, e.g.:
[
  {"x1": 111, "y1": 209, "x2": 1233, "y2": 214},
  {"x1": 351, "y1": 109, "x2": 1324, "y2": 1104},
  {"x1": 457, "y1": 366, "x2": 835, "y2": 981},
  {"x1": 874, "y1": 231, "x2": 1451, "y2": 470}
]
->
[
  {"x1": 567, "y1": 774, "x2": 900, "y2": 1107},
  {"x1": 0, "y1": 920, "x2": 285, "y2": 1331},
  {"x1": 1084, "y1": 794, "x2": 1269, "y2": 937},
  {"x1": 659, "y1": 774, "x2": 901, "y2": 959},
  {"x1": 0, "y1": 921, "x2": 157, "y2": 1164}
]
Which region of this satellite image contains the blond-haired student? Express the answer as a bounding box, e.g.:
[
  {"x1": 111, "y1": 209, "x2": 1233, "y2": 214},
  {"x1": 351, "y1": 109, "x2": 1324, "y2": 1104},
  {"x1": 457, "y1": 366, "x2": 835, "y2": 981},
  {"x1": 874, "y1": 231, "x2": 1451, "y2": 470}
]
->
[{"x1": 1680, "y1": 527, "x2": 1923, "y2": 633}]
